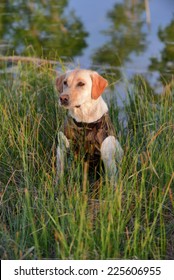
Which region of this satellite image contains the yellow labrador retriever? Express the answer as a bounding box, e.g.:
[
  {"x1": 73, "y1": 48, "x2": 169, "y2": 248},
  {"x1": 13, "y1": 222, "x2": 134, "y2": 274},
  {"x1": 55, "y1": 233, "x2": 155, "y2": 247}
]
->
[{"x1": 56, "y1": 69, "x2": 123, "y2": 181}]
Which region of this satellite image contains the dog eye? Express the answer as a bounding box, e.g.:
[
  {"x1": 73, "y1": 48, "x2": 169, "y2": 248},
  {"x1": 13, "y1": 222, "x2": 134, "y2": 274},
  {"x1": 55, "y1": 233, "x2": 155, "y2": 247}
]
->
[
  {"x1": 77, "y1": 81, "x2": 85, "y2": 87},
  {"x1": 63, "y1": 80, "x2": 68, "y2": 86}
]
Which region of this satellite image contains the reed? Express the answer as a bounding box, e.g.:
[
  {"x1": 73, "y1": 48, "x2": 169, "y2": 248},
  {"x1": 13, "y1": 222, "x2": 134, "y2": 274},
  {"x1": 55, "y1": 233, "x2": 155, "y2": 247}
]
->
[{"x1": 0, "y1": 61, "x2": 173, "y2": 259}]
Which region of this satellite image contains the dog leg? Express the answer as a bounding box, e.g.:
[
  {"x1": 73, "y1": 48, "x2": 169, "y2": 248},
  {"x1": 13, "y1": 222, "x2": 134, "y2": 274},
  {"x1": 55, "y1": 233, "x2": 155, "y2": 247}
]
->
[
  {"x1": 100, "y1": 136, "x2": 123, "y2": 182},
  {"x1": 115, "y1": 139, "x2": 124, "y2": 164},
  {"x1": 56, "y1": 131, "x2": 70, "y2": 182}
]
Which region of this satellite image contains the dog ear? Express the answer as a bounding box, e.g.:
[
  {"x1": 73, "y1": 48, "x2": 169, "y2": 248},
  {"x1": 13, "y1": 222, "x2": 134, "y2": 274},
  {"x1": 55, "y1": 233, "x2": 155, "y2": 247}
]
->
[
  {"x1": 91, "y1": 72, "x2": 108, "y2": 100},
  {"x1": 56, "y1": 74, "x2": 66, "y2": 93}
]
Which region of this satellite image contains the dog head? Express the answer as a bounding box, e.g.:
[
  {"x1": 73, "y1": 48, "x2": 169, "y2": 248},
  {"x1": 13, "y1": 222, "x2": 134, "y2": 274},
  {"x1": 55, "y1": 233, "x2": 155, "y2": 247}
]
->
[{"x1": 56, "y1": 69, "x2": 108, "y2": 108}]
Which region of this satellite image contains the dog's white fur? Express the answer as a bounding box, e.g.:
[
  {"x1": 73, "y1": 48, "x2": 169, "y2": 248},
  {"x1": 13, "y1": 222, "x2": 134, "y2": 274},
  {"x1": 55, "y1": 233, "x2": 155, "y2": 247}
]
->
[{"x1": 56, "y1": 69, "x2": 123, "y2": 180}]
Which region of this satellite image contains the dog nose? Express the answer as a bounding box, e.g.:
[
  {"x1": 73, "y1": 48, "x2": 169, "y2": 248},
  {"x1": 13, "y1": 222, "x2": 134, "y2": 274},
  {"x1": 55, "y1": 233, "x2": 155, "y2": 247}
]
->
[{"x1": 60, "y1": 94, "x2": 69, "y2": 106}]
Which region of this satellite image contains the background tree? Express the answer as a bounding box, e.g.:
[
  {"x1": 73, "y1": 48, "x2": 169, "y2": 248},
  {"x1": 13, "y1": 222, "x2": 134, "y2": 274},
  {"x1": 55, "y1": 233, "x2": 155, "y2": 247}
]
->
[
  {"x1": 92, "y1": 0, "x2": 147, "y2": 78},
  {"x1": 149, "y1": 17, "x2": 174, "y2": 84},
  {"x1": 0, "y1": 0, "x2": 88, "y2": 59}
]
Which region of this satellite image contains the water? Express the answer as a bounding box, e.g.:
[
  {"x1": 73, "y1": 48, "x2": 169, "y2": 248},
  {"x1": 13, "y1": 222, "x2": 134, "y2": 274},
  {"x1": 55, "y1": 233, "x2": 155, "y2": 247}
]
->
[{"x1": 0, "y1": 0, "x2": 174, "y2": 92}]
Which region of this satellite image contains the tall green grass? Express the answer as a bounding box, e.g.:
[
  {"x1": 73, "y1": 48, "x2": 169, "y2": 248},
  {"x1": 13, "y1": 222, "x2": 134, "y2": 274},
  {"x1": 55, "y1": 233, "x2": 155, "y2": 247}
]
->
[{"x1": 0, "y1": 62, "x2": 174, "y2": 259}]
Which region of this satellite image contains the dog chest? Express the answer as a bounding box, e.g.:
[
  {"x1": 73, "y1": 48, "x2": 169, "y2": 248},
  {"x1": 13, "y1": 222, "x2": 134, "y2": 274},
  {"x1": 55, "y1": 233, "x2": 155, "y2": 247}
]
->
[{"x1": 61, "y1": 113, "x2": 116, "y2": 162}]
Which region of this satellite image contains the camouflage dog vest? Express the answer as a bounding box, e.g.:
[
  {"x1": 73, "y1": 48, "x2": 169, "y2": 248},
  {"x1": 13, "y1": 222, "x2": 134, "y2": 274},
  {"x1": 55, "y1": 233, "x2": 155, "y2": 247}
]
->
[{"x1": 61, "y1": 112, "x2": 116, "y2": 169}]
